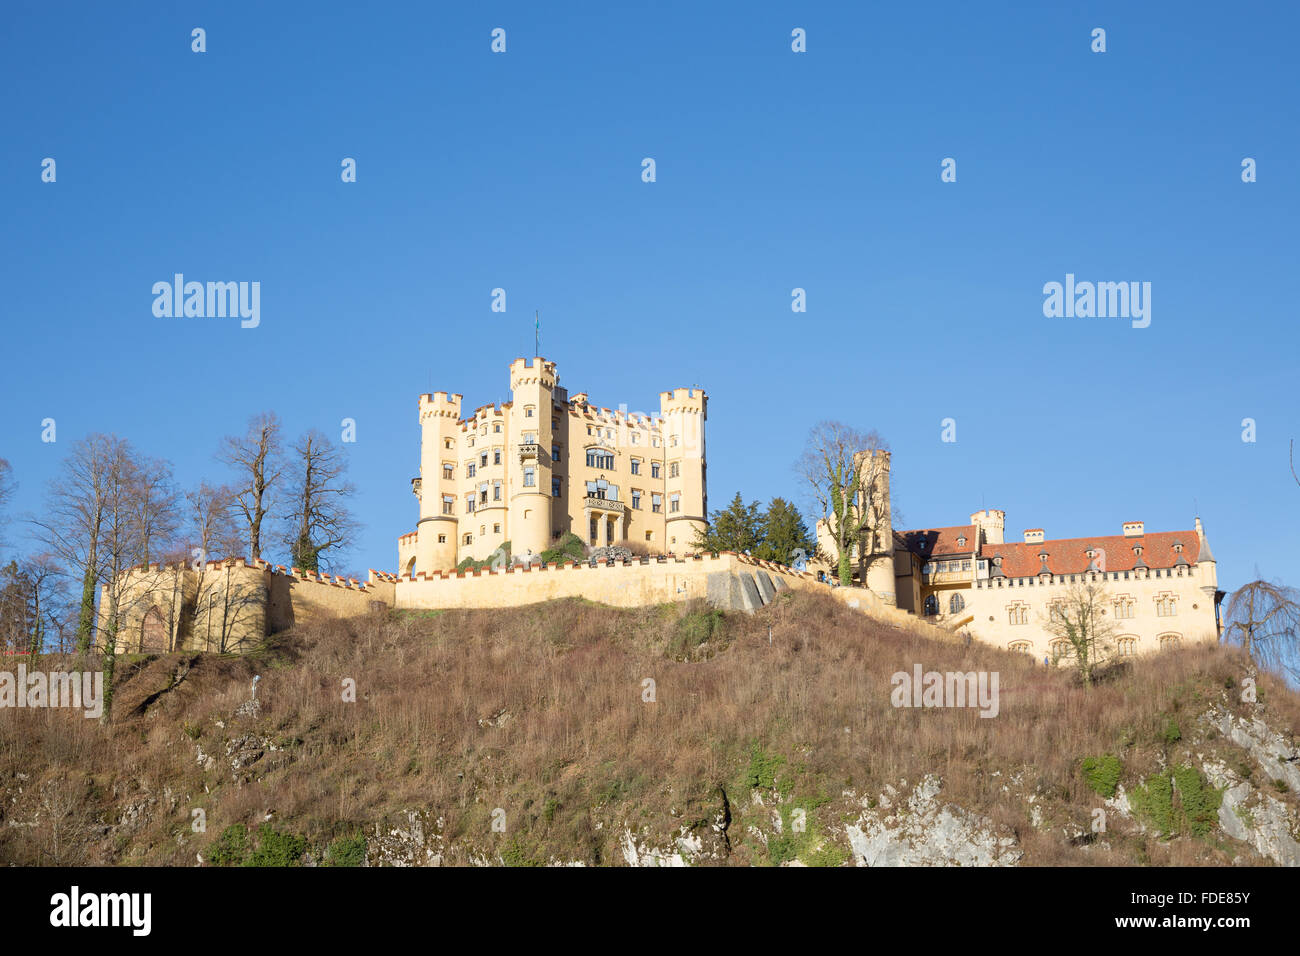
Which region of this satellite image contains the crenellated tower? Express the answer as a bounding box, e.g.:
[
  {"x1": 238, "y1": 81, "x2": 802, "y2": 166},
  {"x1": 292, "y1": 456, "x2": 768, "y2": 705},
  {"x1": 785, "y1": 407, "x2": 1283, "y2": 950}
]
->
[
  {"x1": 414, "y1": 391, "x2": 463, "y2": 573},
  {"x1": 659, "y1": 386, "x2": 708, "y2": 550},
  {"x1": 508, "y1": 357, "x2": 558, "y2": 557}
]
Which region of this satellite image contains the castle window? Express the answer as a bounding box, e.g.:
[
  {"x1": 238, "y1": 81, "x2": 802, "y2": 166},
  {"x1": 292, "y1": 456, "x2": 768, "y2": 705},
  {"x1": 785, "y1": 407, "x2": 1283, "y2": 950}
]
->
[
  {"x1": 525, "y1": 405, "x2": 534, "y2": 418},
  {"x1": 463, "y1": 533, "x2": 472, "y2": 546},
  {"x1": 1115, "y1": 596, "x2": 1135, "y2": 619},
  {"x1": 646, "y1": 531, "x2": 653, "y2": 542},
  {"x1": 443, "y1": 463, "x2": 454, "y2": 479},
  {"x1": 493, "y1": 449, "x2": 501, "y2": 465},
  {"x1": 631, "y1": 432, "x2": 639, "y2": 444},
  {"x1": 651, "y1": 493, "x2": 662, "y2": 514},
  {"x1": 669, "y1": 461, "x2": 680, "y2": 478},
  {"x1": 493, "y1": 481, "x2": 502, "y2": 501},
  {"x1": 479, "y1": 484, "x2": 488, "y2": 504},
  {"x1": 493, "y1": 523, "x2": 501, "y2": 534},
  {"x1": 524, "y1": 432, "x2": 536, "y2": 444},
  {"x1": 606, "y1": 429, "x2": 613, "y2": 439},
  {"x1": 1008, "y1": 641, "x2": 1032, "y2": 655},
  {"x1": 468, "y1": 437, "x2": 475, "y2": 448},
  {"x1": 949, "y1": 593, "x2": 965, "y2": 614},
  {"x1": 652, "y1": 437, "x2": 661, "y2": 448},
  {"x1": 466, "y1": 496, "x2": 475, "y2": 513},
  {"x1": 1008, "y1": 604, "x2": 1029, "y2": 626},
  {"x1": 1159, "y1": 633, "x2": 1181, "y2": 650},
  {"x1": 924, "y1": 595, "x2": 939, "y2": 616},
  {"x1": 437, "y1": 534, "x2": 446, "y2": 544},
  {"x1": 1156, "y1": 592, "x2": 1177, "y2": 617},
  {"x1": 651, "y1": 462, "x2": 661, "y2": 479},
  {"x1": 480, "y1": 525, "x2": 486, "y2": 536},
  {"x1": 467, "y1": 462, "x2": 476, "y2": 478},
  {"x1": 670, "y1": 493, "x2": 680, "y2": 513},
  {"x1": 670, "y1": 435, "x2": 678, "y2": 447},
  {"x1": 442, "y1": 495, "x2": 455, "y2": 515},
  {"x1": 551, "y1": 444, "x2": 559, "y2": 461},
  {"x1": 552, "y1": 477, "x2": 561, "y2": 497},
  {"x1": 585, "y1": 448, "x2": 614, "y2": 470},
  {"x1": 1117, "y1": 636, "x2": 1137, "y2": 657},
  {"x1": 523, "y1": 466, "x2": 536, "y2": 487},
  {"x1": 1050, "y1": 639, "x2": 1074, "y2": 662},
  {"x1": 632, "y1": 489, "x2": 641, "y2": 509},
  {"x1": 631, "y1": 458, "x2": 641, "y2": 475},
  {"x1": 480, "y1": 452, "x2": 488, "y2": 468},
  {"x1": 494, "y1": 423, "x2": 502, "y2": 433},
  {"x1": 444, "y1": 438, "x2": 454, "y2": 450}
]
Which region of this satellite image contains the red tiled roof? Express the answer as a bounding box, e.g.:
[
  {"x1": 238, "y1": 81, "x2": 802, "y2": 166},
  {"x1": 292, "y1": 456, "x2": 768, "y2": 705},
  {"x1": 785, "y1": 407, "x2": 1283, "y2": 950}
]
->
[
  {"x1": 980, "y1": 531, "x2": 1199, "y2": 577},
  {"x1": 897, "y1": 525, "x2": 978, "y2": 558}
]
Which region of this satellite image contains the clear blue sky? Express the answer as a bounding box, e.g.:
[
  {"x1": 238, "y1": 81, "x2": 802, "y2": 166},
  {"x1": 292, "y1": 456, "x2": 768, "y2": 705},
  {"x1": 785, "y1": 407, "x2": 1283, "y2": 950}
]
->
[{"x1": 1, "y1": 1, "x2": 1297, "y2": 592}]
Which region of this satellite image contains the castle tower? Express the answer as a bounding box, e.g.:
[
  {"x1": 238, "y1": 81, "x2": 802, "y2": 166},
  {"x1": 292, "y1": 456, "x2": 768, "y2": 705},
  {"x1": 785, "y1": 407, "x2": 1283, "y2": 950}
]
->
[
  {"x1": 508, "y1": 357, "x2": 558, "y2": 557},
  {"x1": 659, "y1": 386, "x2": 708, "y2": 550},
  {"x1": 415, "y1": 391, "x2": 462, "y2": 572},
  {"x1": 862, "y1": 449, "x2": 895, "y2": 604},
  {"x1": 970, "y1": 509, "x2": 1006, "y2": 546}
]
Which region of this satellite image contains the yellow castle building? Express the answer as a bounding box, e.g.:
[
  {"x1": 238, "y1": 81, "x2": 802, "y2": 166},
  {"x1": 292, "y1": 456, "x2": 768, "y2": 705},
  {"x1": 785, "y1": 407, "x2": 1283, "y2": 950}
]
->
[
  {"x1": 816, "y1": 450, "x2": 1224, "y2": 658},
  {"x1": 398, "y1": 357, "x2": 708, "y2": 574}
]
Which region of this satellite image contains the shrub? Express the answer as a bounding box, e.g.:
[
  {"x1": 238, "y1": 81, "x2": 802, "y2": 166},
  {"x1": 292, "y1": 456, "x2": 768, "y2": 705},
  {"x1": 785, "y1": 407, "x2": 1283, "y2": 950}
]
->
[
  {"x1": 244, "y1": 823, "x2": 307, "y2": 867},
  {"x1": 1130, "y1": 765, "x2": 1222, "y2": 838},
  {"x1": 541, "y1": 532, "x2": 585, "y2": 565},
  {"x1": 1080, "y1": 754, "x2": 1123, "y2": 798},
  {"x1": 207, "y1": 824, "x2": 249, "y2": 866},
  {"x1": 324, "y1": 833, "x2": 367, "y2": 867}
]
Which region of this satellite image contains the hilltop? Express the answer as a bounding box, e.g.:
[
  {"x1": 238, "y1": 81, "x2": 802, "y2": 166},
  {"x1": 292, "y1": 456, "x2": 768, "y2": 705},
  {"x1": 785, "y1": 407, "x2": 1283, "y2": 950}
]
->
[{"x1": 1, "y1": 590, "x2": 1297, "y2": 867}]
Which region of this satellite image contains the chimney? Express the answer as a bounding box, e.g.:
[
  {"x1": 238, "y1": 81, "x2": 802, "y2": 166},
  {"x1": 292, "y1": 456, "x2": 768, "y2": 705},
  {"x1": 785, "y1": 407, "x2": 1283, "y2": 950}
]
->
[
  {"x1": 1023, "y1": 529, "x2": 1044, "y2": 544},
  {"x1": 1123, "y1": 521, "x2": 1144, "y2": 537}
]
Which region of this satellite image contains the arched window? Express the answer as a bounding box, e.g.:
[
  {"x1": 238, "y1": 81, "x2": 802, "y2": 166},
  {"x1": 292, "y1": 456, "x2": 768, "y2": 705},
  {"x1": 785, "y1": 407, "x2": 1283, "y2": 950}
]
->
[
  {"x1": 1050, "y1": 638, "x2": 1074, "y2": 662},
  {"x1": 924, "y1": 594, "x2": 939, "y2": 616},
  {"x1": 1008, "y1": 640, "x2": 1032, "y2": 655},
  {"x1": 1159, "y1": 633, "x2": 1182, "y2": 650},
  {"x1": 1116, "y1": 636, "x2": 1138, "y2": 657},
  {"x1": 949, "y1": 593, "x2": 966, "y2": 614}
]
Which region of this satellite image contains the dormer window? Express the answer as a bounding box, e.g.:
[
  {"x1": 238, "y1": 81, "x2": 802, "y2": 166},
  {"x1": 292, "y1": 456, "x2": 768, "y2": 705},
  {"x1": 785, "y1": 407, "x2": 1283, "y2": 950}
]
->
[{"x1": 956, "y1": 535, "x2": 967, "y2": 548}]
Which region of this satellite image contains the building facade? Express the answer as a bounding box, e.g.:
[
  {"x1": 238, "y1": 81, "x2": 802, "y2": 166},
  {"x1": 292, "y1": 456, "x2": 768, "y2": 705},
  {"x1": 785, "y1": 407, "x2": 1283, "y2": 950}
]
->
[
  {"x1": 816, "y1": 451, "x2": 1223, "y2": 657},
  {"x1": 399, "y1": 357, "x2": 708, "y2": 574}
]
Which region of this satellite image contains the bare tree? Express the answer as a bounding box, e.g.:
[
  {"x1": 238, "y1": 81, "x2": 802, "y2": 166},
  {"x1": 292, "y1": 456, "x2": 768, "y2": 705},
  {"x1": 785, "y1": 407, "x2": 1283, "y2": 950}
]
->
[
  {"x1": 184, "y1": 481, "x2": 243, "y2": 564},
  {"x1": 31, "y1": 435, "x2": 120, "y2": 651},
  {"x1": 1042, "y1": 582, "x2": 1118, "y2": 688},
  {"x1": 0, "y1": 554, "x2": 69, "y2": 656},
  {"x1": 797, "y1": 422, "x2": 892, "y2": 587},
  {"x1": 282, "y1": 429, "x2": 357, "y2": 572},
  {"x1": 0, "y1": 458, "x2": 16, "y2": 554},
  {"x1": 1223, "y1": 579, "x2": 1300, "y2": 684},
  {"x1": 218, "y1": 412, "x2": 283, "y2": 561}
]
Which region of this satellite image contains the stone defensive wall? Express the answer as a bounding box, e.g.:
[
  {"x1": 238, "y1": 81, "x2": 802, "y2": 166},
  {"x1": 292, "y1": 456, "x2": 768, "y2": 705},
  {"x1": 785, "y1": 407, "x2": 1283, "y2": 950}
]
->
[{"x1": 391, "y1": 550, "x2": 939, "y2": 634}]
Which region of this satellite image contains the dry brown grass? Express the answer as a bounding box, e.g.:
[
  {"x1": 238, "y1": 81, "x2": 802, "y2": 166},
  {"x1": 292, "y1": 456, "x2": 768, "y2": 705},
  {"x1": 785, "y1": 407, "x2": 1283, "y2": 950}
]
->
[{"x1": 0, "y1": 590, "x2": 1294, "y2": 866}]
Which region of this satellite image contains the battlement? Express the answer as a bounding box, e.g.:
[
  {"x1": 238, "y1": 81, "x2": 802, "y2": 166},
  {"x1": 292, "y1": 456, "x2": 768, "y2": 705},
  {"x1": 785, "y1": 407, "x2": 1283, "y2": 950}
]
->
[
  {"x1": 419, "y1": 391, "x2": 463, "y2": 422},
  {"x1": 400, "y1": 550, "x2": 814, "y2": 582},
  {"x1": 509, "y1": 356, "x2": 558, "y2": 389},
  {"x1": 659, "y1": 386, "x2": 707, "y2": 415}
]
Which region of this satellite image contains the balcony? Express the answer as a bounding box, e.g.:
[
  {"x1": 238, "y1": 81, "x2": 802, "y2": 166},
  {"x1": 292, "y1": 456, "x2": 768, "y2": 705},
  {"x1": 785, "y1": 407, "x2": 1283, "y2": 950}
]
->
[
  {"x1": 518, "y1": 442, "x2": 539, "y2": 461},
  {"x1": 922, "y1": 569, "x2": 973, "y2": 586},
  {"x1": 583, "y1": 495, "x2": 624, "y2": 514}
]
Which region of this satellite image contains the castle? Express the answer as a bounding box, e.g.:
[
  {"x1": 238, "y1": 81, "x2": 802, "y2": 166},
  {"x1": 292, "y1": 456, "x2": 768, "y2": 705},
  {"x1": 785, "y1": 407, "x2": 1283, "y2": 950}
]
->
[
  {"x1": 815, "y1": 450, "x2": 1223, "y2": 659},
  {"x1": 398, "y1": 357, "x2": 708, "y2": 574},
  {"x1": 96, "y1": 359, "x2": 1223, "y2": 662}
]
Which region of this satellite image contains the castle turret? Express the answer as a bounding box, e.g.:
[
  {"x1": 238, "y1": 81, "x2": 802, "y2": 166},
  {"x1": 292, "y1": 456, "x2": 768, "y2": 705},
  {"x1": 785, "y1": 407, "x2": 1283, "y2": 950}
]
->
[
  {"x1": 659, "y1": 386, "x2": 708, "y2": 551},
  {"x1": 970, "y1": 509, "x2": 1006, "y2": 546},
  {"x1": 414, "y1": 391, "x2": 462, "y2": 572},
  {"x1": 862, "y1": 449, "x2": 895, "y2": 604},
  {"x1": 508, "y1": 357, "x2": 558, "y2": 557}
]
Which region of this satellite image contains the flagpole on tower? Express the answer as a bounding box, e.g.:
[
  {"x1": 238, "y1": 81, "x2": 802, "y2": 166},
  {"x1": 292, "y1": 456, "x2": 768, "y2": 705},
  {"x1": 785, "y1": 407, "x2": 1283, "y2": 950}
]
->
[{"x1": 535, "y1": 310, "x2": 540, "y2": 358}]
